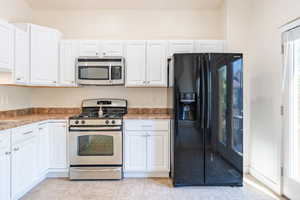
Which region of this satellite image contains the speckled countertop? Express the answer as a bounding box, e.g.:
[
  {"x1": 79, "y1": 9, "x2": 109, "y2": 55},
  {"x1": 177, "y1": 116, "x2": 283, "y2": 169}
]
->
[
  {"x1": 0, "y1": 114, "x2": 72, "y2": 131},
  {"x1": 0, "y1": 107, "x2": 172, "y2": 132}
]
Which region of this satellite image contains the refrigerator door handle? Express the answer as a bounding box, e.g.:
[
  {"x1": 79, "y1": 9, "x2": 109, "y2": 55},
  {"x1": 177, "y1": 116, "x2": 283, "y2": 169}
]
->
[
  {"x1": 206, "y1": 57, "x2": 211, "y2": 129},
  {"x1": 201, "y1": 56, "x2": 206, "y2": 129}
]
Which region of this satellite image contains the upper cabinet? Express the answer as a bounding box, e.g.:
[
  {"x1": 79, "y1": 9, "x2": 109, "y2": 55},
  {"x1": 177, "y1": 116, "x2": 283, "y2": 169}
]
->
[
  {"x1": 0, "y1": 19, "x2": 14, "y2": 72},
  {"x1": 168, "y1": 40, "x2": 194, "y2": 57},
  {"x1": 59, "y1": 40, "x2": 78, "y2": 86},
  {"x1": 194, "y1": 40, "x2": 226, "y2": 53},
  {"x1": 146, "y1": 41, "x2": 167, "y2": 87},
  {"x1": 29, "y1": 24, "x2": 61, "y2": 86},
  {"x1": 79, "y1": 40, "x2": 100, "y2": 56},
  {"x1": 101, "y1": 40, "x2": 124, "y2": 57},
  {"x1": 14, "y1": 26, "x2": 29, "y2": 85},
  {"x1": 125, "y1": 41, "x2": 147, "y2": 87}
]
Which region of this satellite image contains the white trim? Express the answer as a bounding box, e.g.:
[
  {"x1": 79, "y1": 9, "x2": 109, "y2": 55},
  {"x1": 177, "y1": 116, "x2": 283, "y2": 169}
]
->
[
  {"x1": 250, "y1": 167, "x2": 281, "y2": 195},
  {"x1": 280, "y1": 17, "x2": 300, "y2": 33}
]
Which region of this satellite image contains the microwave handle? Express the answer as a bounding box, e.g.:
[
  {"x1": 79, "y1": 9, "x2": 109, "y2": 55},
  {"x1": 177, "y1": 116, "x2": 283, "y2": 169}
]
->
[{"x1": 109, "y1": 64, "x2": 112, "y2": 83}]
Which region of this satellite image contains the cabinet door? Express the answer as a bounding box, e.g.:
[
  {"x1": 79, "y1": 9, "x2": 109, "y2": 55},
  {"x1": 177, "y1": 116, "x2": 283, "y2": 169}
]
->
[
  {"x1": 125, "y1": 41, "x2": 146, "y2": 87},
  {"x1": 49, "y1": 123, "x2": 67, "y2": 169},
  {"x1": 12, "y1": 137, "x2": 37, "y2": 199},
  {"x1": 36, "y1": 124, "x2": 50, "y2": 176},
  {"x1": 79, "y1": 40, "x2": 100, "y2": 56},
  {"x1": 14, "y1": 27, "x2": 29, "y2": 85},
  {"x1": 59, "y1": 40, "x2": 78, "y2": 86},
  {"x1": 194, "y1": 40, "x2": 225, "y2": 53},
  {"x1": 101, "y1": 41, "x2": 124, "y2": 57},
  {"x1": 147, "y1": 131, "x2": 170, "y2": 172},
  {"x1": 146, "y1": 41, "x2": 167, "y2": 87},
  {"x1": 124, "y1": 131, "x2": 148, "y2": 172},
  {"x1": 0, "y1": 131, "x2": 11, "y2": 200},
  {"x1": 168, "y1": 40, "x2": 194, "y2": 57},
  {"x1": 30, "y1": 25, "x2": 59, "y2": 86},
  {"x1": 0, "y1": 19, "x2": 14, "y2": 71}
]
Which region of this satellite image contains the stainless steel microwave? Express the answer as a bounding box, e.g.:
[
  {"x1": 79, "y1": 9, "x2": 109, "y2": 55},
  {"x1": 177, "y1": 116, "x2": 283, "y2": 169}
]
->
[{"x1": 76, "y1": 57, "x2": 125, "y2": 86}]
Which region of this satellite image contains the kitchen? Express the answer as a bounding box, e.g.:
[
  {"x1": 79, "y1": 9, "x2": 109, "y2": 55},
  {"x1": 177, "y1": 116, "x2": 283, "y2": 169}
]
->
[{"x1": 0, "y1": 0, "x2": 299, "y2": 199}]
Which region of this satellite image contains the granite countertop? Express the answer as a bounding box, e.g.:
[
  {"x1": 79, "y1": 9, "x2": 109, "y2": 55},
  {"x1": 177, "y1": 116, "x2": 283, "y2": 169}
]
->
[{"x1": 0, "y1": 114, "x2": 72, "y2": 131}]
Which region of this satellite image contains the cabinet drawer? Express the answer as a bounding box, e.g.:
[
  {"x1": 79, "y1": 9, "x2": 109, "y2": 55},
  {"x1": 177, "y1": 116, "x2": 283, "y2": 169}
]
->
[
  {"x1": 125, "y1": 120, "x2": 169, "y2": 131},
  {"x1": 0, "y1": 130, "x2": 10, "y2": 150},
  {"x1": 12, "y1": 124, "x2": 36, "y2": 144}
]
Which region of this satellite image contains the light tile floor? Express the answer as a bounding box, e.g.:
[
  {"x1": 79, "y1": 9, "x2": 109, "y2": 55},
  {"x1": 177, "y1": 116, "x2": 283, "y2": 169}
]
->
[{"x1": 22, "y1": 177, "x2": 286, "y2": 200}]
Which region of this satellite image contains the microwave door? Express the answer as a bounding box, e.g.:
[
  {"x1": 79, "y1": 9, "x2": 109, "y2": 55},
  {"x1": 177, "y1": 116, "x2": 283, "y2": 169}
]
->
[{"x1": 77, "y1": 65, "x2": 111, "y2": 85}]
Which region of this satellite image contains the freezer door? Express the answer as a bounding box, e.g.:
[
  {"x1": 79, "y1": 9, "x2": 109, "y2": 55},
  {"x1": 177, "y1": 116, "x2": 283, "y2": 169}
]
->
[{"x1": 205, "y1": 53, "x2": 243, "y2": 186}]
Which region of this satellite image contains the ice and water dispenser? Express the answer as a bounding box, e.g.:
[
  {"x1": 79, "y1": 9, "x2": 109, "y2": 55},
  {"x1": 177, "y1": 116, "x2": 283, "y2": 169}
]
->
[{"x1": 179, "y1": 92, "x2": 196, "y2": 121}]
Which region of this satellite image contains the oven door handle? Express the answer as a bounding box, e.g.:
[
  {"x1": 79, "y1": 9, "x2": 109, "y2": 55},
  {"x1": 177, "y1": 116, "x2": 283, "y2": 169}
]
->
[{"x1": 71, "y1": 168, "x2": 121, "y2": 172}]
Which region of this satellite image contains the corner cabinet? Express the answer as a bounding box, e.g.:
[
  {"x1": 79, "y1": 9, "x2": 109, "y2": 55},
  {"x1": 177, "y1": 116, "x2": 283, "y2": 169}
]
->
[
  {"x1": 59, "y1": 40, "x2": 78, "y2": 86},
  {"x1": 30, "y1": 24, "x2": 61, "y2": 86},
  {"x1": 0, "y1": 19, "x2": 14, "y2": 72},
  {"x1": 124, "y1": 120, "x2": 170, "y2": 177},
  {"x1": 125, "y1": 41, "x2": 167, "y2": 87}
]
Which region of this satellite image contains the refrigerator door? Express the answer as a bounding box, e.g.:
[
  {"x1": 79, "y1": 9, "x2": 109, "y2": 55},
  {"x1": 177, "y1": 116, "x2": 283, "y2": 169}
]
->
[
  {"x1": 172, "y1": 54, "x2": 205, "y2": 186},
  {"x1": 205, "y1": 53, "x2": 243, "y2": 186}
]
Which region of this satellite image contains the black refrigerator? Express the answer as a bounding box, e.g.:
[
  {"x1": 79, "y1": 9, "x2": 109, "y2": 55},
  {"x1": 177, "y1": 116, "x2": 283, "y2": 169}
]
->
[{"x1": 170, "y1": 53, "x2": 243, "y2": 187}]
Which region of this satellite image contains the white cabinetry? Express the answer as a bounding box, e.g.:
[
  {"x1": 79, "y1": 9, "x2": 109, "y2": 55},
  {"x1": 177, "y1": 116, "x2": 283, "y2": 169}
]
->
[
  {"x1": 146, "y1": 41, "x2": 167, "y2": 87},
  {"x1": 59, "y1": 40, "x2": 78, "y2": 86},
  {"x1": 0, "y1": 19, "x2": 14, "y2": 71},
  {"x1": 11, "y1": 125, "x2": 37, "y2": 200},
  {"x1": 125, "y1": 41, "x2": 167, "y2": 87},
  {"x1": 168, "y1": 40, "x2": 194, "y2": 57},
  {"x1": 125, "y1": 41, "x2": 147, "y2": 87},
  {"x1": 124, "y1": 120, "x2": 170, "y2": 177},
  {"x1": 30, "y1": 24, "x2": 60, "y2": 86},
  {"x1": 194, "y1": 40, "x2": 225, "y2": 53},
  {"x1": 14, "y1": 26, "x2": 29, "y2": 85},
  {"x1": 101, "y1": 40, "x2": 124, "y2": 57},
  {"x1": 0, "y1": 130, "x2": 11, "y2": 200},
  {"x1": 79, "y1": 40, "x2": 100, "y2": 56},
  {"x1": 49, "y1": 122, "x2": 67, "y2": 169},
  {"x1": 36, "y1": 123, "x2": 50, "y2": 177}
]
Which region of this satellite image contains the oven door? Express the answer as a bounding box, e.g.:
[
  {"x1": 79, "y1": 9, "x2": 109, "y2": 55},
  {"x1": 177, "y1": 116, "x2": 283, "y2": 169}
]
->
[
  {"x1": 77, "y1": 64, "x2": 111, "y2": 85},
  {"x1": 69, "y1": 131, "x2": 122, "y2": 165}
]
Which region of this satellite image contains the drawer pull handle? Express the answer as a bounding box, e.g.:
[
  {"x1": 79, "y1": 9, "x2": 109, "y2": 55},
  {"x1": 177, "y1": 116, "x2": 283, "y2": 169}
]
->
[
  {"x1": 142, "y1": 125, "x2": 153, "y2": 128},
  {"x1": 23, "y1": 131, "x2": 33, "y2": 135},
  {"x1": 38, "y1": 128, "x2": 43, "y2": 130},
  {"x1": 13, "y1": 147, "x2": 19, "y2": 151}
]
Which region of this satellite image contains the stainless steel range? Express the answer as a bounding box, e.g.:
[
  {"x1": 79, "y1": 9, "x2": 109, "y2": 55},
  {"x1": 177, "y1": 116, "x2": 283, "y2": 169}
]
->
[{"x1": 68, "y1": 98, "x2": 127, "y2": 180}]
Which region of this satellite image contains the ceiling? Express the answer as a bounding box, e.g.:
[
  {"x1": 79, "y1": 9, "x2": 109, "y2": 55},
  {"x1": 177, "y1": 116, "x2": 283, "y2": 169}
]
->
[{"x1": 25, "y1": 0, "x2": 224, "y2": 10}]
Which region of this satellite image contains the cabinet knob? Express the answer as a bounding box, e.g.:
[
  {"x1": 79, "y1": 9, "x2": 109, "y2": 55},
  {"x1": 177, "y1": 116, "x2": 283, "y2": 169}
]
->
[
  {"x1": 5, "y1": 152, "x2": 11, "y2": 155},
  {"x1": 143, "y1": 81, "x2": 146, "y2": 84},
  {"x1": 16, "y1": 78, "x2": 21, "y2": 81},
  {"x1": 13, "y1": 147, "x2": 20, "y2": 151},
  {"x1": 147, "y1": 81, "x2": 150, "y2": 84}
]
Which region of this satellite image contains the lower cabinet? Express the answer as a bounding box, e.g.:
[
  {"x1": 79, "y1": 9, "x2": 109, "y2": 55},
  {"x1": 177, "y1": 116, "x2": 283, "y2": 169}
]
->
[
  {"x1": 36, "y1": 123, "x2": 50, "y2": 177},
  {"x1": 124, "y1": 120, "x2": 170, "y2": 177},
  {"x1": 12, "y1": 135, "x2": 37, "y2": 200},
  {"x1": 0, "y1": 130, "x2": 11, "y2": 200},
  {"x1": 49, "y1": 122, "x2": 67, "y2": 169}
]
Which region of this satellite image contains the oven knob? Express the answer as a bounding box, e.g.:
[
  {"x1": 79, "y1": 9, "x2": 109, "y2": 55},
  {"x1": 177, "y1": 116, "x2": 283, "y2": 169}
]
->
[
  {"x1": 105, "y1": 120, "x2": 109, "y2": 124},
  {"x1": 112, "y1": 120, "x2": 116, "y2": 124},
  {"x1": 81, "y1": 120, "x2": 85, "y2": 124},
  {"x1": 75, "y1": 120, "x2": 79, "y2": 125}
]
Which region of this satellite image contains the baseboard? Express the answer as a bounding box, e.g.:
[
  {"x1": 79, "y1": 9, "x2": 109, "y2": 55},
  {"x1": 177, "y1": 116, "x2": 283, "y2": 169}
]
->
[
  {"x1": 47, "y1": 168, "x2": 69, "y2": 178},
  {"x1": 124, "y1": 171, "x2": 170, "y2": 178},
  {"x1": 249, "y1": 167, "x2": 281, "y2": 194}
]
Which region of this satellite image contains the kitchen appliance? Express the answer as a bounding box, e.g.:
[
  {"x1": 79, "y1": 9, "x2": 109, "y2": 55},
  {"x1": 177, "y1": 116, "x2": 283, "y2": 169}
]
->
[
  {"x1": 171, "y1": 53, "x2": 243, "y2": 186},
  {"x1": 69, "y1": 98, "x2": 127, "y2": 180},
  {"x1": 76, "y1": 57, "x2": 125, "y2": 86}
]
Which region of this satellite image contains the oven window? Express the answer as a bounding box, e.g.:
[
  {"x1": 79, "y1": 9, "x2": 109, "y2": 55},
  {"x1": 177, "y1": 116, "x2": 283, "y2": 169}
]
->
[
  {"x1": 78, "y1": 135, "x2": 113, "y2": 156},
  {"x1": 111, "y1": 66, "x2": 122, "y2": 80},
  {"x1": 78, "y1": 66, "x2": 109, "y2": 80}
]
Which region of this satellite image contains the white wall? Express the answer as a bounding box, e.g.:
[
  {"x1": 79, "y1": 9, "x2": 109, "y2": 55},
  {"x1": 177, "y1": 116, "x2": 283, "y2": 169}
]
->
[
  {"x1": 32, "y1": 9, "x2": 224, "y2": 40},
  {"x1": 248, "y1": 0, "x2": 300, "y2": 194},
  {"x1": 0, "y1": 0, "x2": 33, "y2": 111},
  {"x1": 31, "y1": 87, "x2": 169, "y2": 108},
  {"x1": 30, "y1": 8, "x2": 224, "y2": 108}
]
